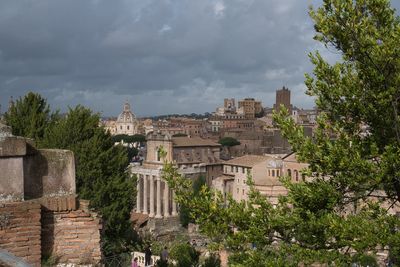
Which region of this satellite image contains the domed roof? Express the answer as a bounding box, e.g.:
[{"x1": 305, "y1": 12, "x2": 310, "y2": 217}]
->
[{"x1": 117, "y1": 102, "x2": 136, "y2": 123}]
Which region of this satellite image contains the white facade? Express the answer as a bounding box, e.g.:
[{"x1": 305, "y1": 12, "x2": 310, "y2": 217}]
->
[{"x1": 115, "y1": 102, "x2": 140, "y2": 135}]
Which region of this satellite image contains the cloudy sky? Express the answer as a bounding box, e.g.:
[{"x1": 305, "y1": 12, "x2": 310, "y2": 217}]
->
[{"x1": 0, "y1": 0, "x2": 399, "y2": 117}]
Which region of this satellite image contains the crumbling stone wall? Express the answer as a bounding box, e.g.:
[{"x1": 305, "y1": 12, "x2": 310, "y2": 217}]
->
[
  {"x1": 0, "y1": 201, "x2": 42, "y2": 267},
  {"x1": 0, "y1": 124, "x2": 103, "y2": 266}
]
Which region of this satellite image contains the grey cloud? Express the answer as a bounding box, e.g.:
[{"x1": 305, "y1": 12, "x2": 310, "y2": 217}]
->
[{"x1": 1, "y1": 0, "x2": 395, "y2": 116}]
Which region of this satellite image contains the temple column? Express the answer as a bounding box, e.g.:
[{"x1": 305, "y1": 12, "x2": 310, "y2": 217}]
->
[
  {"x1": 136, "y1": 175, "x2": 142, "y2": 213},
  {"x1": 155, "y1": 177, "x2": 162, "y2": 218},
  {"x1": 143, "y1": 175, "x2": 148, "y2": 214},
  {"x1": 171, "y1": 190, "x2": 178, "y2": 216},
  {"x1": 149, "y1": 175, "x2": 155, "y2": 217},
  {"x1": 163, "y1": 180, "x2": 170, "y2": 217}
]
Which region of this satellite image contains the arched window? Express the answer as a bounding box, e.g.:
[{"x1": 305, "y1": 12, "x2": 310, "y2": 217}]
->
[
  {"x1": 271, "y1": 170, "x2": 275, "y2": 177},
  {"x1": 156, "y1": 147, "x2": 161, "y2": 161},
  {"x1": 294, "y1": 170, "x2": 299, "y2": 182},
  {"x1": 287, "y1": 169, "x2": 292, "y2": 178}
]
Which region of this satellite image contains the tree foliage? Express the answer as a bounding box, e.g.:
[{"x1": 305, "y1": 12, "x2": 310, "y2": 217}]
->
[
  {"x1": 163, "y1": 0, "x2": 400, "y2": 265},
  {"x1": 7, "y1": 97, "x2": 136, "y2": 256},
  {"x1": 169, "y1": 242, "x2": 200, "y2": 267},
  {"x1": 218, "y1": 137, "x2": 240, "y2": 147},
  {"x1": 179, "y1": 175, "x2": 206, "y2": 227},
  {"x1": 112, "y1": 134, "x2": 146, "y2": 144},
  {"x1": 41, "y1": 106, "x2": 135, "y2": 255},
  {"x1": 4, "y1": 92, "x2": 58, "y2": 141}
]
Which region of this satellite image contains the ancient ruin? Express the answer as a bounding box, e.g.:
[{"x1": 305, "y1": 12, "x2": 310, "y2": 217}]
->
[{"x1": 0, "y1": 123, "x2": 102, "y2": 266}]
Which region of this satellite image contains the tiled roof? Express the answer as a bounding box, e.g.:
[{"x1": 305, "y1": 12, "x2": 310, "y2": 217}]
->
[
  {"x1": 172, "y1": 137, "x2": 220, "y2": 147},
  {"x1": 224, "y1": 155, "x2": 270, "y2": 167}
]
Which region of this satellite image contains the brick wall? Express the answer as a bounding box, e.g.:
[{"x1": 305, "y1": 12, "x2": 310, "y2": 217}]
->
[
  {"x1": 41, "y1": 205, "x2": 102, "y2": 264},
  {"x1": 0, "y1": 201, "x2": 42, "y2": 267}
]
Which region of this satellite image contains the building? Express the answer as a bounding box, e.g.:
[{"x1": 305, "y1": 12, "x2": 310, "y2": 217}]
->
[
  {"x1": 212, "y1": 153, "x2": 310, "y2": 205},
  {"x1": 224, "y1": 98, "x2": 236, "y2": 112},
  {"x1": 103, "y1": 102, "x2": 141, "y2": 135},
  {"x1": 213, "y1": 155, "x2": 287, "y2": 204},
  {"x1": 274, "y1": 86, "x2": 292, "y2": 114},
  {"x1": 131, "y1": 132, "x2": 222, "y2": 220},
  {"x1": 238, "y1": 98, "x2": 263, "y2": 119}
]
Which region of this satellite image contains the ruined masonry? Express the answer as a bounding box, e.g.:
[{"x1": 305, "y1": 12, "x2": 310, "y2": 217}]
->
[{"x1": 0, "y1": 123, "x2": 102, "y2": 266}]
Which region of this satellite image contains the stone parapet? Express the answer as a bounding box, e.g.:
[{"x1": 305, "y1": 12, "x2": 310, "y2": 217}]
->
[{"x1": 0, "y1": 137, "x2": 27, "y2": 157}]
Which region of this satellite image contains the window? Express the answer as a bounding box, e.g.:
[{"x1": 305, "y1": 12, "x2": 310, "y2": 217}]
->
[
  {"x1": 237, "y1": 188, "x2": 239, "y2": 194},
  {"x1": 235, "y1": 166, "x2": 238, "y2": 172},
  {"x1": 242, "y1": 189, "x2": 245, "y2": 195},
  {"x1": 231, "y1": 166, "x2": 233, "y2": 172},
  {"x1": 294, "y1": 170, "x2": 299, "y2": 181},
  {"x1": 242, "y1": 167, "x2": 245, "y2": 174},
  {"x1": 120, "y1": 126, "x2": 122, "y2": 130},
  {"x1": 225, "y1": 167, "x2": 228, "y2": 173},
  {"x1": 277, "y1": 169, "x2": 280, "y2": 176},
  {"x1": 287, "y1": 169, "x2": 292, "y2": 177},
  {"x1": 272, "y1": 170, "x2": 275, "y2": 177},
  {"x1": 127, "y1": 125, "x2": 130, "y2": 130}
]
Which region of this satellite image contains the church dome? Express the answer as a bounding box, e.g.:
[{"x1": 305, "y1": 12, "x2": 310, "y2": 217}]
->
[{"x1": 117, "y1": 102, "x2": 136, "y2": 123}]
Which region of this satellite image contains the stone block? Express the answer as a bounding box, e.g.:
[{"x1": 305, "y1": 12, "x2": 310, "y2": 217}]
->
[
  {"x1": 0, "y1": 157, "x2": 24, "y2": 202},
  {"x1": 0, "y1": 137, "x2": 27, "y2": 157},
  {"x1": 24, "y1": 149, "x2": 76, "y2": 199}
]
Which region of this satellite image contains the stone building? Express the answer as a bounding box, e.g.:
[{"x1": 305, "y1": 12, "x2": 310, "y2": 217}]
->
[
  {"x1": 238, "y1": 98, "x2": 263, "y2": 119},
  {"x1": 213, "y1": 155, "x2": 287, "y2": 205},
  {"x1": 212, "y1": 153, "x2": 309, "y2": 205},
  {"x1": 274, "y1": 86, "x2": 292, "y2": 114},
  {"x1": 281, "y1": 152, "x2": 310, "y2": 182},
  {"x1": 0, "y1": 123, "x2": 102, "y2": 266},
  {"x1": 131, "y1": 132, "x2": 222, "y2": 222},
  {"x1": 103, "y1": 102, "x2": 141, "y2": 135}
]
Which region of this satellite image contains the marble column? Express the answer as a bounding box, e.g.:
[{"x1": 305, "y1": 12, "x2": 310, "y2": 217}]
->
[
  {"x1": 155, "y1": 177, "x2": 162, "y2": 218},
  {"x1": 143, "y1": 175, "x2": 148, "y2": 214},
  {"x1": 136, "y1": 175, "x2": 142, "y2": 213},
  {"x1": 163, "y1": 180, "x2": 170, "y2": 217},
  {"x1": 171, "y1": 190, "x2": 178, "y2": 216},
  {"x1": 149, "y1": 175, "x2": 155, "y2": 217}
]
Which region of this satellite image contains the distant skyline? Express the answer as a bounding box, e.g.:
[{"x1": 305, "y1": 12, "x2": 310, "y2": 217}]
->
[{"x1": 1, "y1": 1, "x2": 399, "y2": 117}]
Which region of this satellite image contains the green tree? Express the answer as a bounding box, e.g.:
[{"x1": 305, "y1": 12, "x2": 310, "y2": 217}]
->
[
  {"x1": 41, "y1": 105, "x2": 135, "y2": 255},
  {"x1": 169, "y1": 243, "x2": 199, "y2": 267},
  {"x1": 218, "y1": 137, "x2": 240, "y2": 147},
  {"x1": 163, "y1": 0, "x2": 400, "y2": 265},
  {"x1": 4, "y1": 92, "x2": 58, "y2": 141},
  {"x1": 179, "y1": 175, "x2": 206, "y2": 227},
  {"x1": 112, "y1": 134, "x2": 146, "y2": 144},
  {"x1": 203, "y1": 253, "x2": 221, "y2": 267}
]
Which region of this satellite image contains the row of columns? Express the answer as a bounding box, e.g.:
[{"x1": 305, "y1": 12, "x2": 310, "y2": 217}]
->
[{"x1": 136, "y1": 174, "x2": 178, "y2": 218}]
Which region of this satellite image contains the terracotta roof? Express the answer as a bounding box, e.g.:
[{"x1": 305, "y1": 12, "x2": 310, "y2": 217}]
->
[
  {"x1": 172, "y1": 137, "x2": 221, "y2": 147},
  {"x1": 224, "y1": 155, "x2": 270, "y2": 168}
]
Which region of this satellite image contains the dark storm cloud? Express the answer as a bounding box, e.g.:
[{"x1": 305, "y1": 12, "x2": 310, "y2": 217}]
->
[{"x1": 1, "y1": 0, "x2": 397, "y2": 116}]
